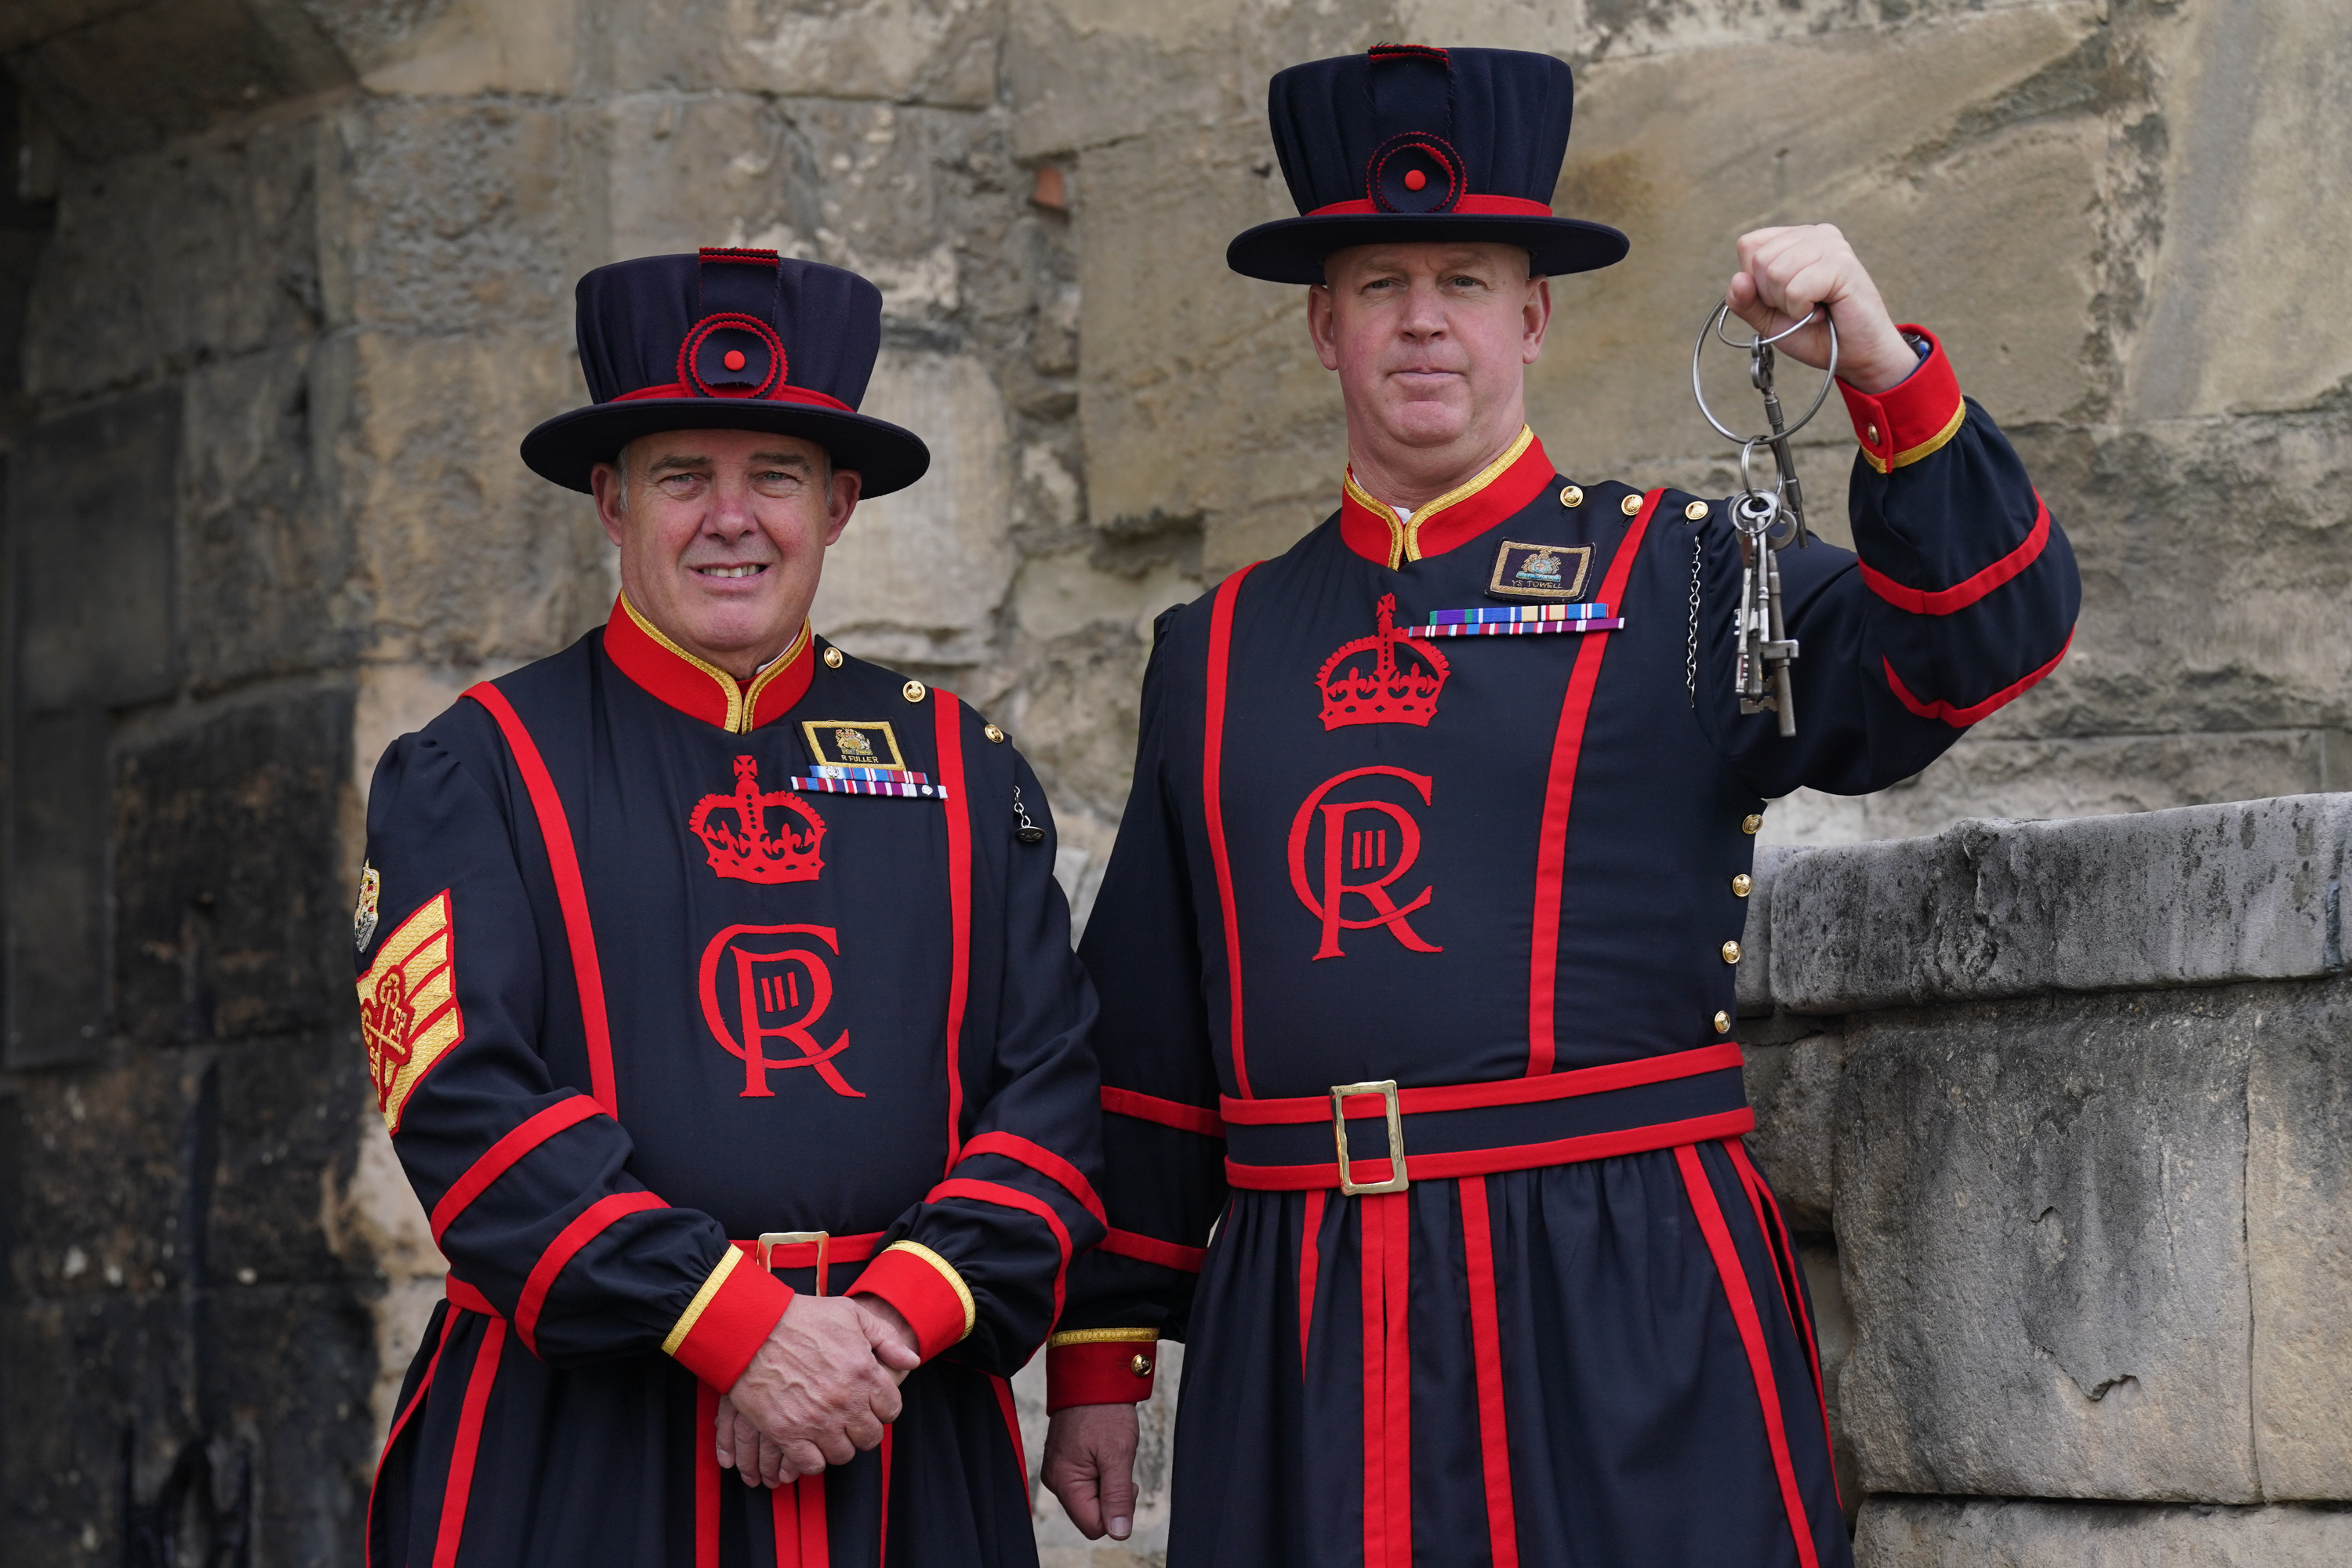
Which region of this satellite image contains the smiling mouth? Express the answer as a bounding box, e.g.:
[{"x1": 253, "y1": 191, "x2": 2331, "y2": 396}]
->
[{"x1": 695, "y1": 564, "x2": 770, "y2": 579}]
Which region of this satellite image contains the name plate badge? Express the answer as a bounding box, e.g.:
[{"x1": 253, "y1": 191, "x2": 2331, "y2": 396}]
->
[{"x1": 1488, "y1": 539, "x2": 1593, "y2": 601}]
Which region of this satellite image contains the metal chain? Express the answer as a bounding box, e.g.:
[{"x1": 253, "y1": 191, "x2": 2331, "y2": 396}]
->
[{"x1": 1686, "y1": 529, "x2": 1704, "y2": 706}]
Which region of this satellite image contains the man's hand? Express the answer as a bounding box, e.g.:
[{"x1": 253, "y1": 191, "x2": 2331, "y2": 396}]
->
[
  {"x1": 717, "y1": 1294, "x2": 924, "y2": 1486},
  {"x1": 1727, "y1": 224, "x2": 1918, "y2": 395},
  {"x1": 1043, "y1": 1403, "x2": 1140, "y2": 1541}
]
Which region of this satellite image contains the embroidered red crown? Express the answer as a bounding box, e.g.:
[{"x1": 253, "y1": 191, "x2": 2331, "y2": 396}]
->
[
  {"x1": 1316, "y1": 593, "x2": 1450, "y2": 729},
  {"x1": 688, "y1": 755, "x2": 826, "y2": 883}
]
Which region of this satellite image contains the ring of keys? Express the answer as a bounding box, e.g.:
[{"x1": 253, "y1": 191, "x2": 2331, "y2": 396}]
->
[{"x1": 1690, "y1": 300, "x2": 1839, "y2": 739}]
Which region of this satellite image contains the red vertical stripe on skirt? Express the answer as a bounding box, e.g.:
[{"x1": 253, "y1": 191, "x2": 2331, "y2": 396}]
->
[
  {"x1": 878, "y1": 1425, "x2": 894, "y2": 1567},
  {"x1": 1728, "y1": 1141, "x2": 1838, "y2": 1500},
  {"x1": 366, "y1": 1309, "x2": 456, "y2": 1563},
  {"x1": 695, "y1": 1381, "x2": 720, "y2": 1568},
  {"x1": 770, "y1": 1474, "x2": 827, "y2": 1567},
  {"x1": 1524, "y1": 494, "x2": 1659, "y2": 1075},
  {"x1": 1674, "y1": 1144, "x2": 1822, "y2": 1568},
  {"x1": 993, "y1": 1373, "x2": 1029, "y2": 1497},
  {"x1": 1298, "y1": 1189, "x2": 1326, "y2": 1373},
  {"x1": 1359, "y1": 1192, "x2": 1413, "y2": 1568},
  {"x1": 935, "y1": 691, "x2": 972, "y2": 1166},
  {"x1": 430, "y1": 1316, "x2": 506, "y2": 1568},
  {"x1": 465, "y1": 684, "x2": 619, "y2": 1115},
  {"x1": 1457, "y1": 1178, "x2": 1521, "y2": 1568},
  {"x1": 1203, "y1": 564, "x2": 1261, "y2": 1096}
]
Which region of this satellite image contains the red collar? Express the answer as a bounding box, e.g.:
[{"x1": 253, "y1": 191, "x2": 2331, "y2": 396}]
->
[
  {"x1": 603, "y1": 594, "x2": 815, "y2": 732},
  {"x1": 1338, "y1": 428, "x2": 1556, "y2": 568}
]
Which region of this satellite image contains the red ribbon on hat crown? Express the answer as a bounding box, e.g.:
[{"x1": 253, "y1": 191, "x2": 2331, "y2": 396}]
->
[
  {"x1": 610, "y1": 382, "x2": 853, "y2": 412},
  {"x1": 1306, "y1": 194, "x2": 1555, "y2": 217}
]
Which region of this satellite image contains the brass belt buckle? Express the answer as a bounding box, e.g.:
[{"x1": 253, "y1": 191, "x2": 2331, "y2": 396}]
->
[
  {"x1": 757, "y1": 1230, "x2": 830, "y2": 1295},
  {"x1": 1330, "y1": 1080, "x2": 1409, "y2": 1196}
]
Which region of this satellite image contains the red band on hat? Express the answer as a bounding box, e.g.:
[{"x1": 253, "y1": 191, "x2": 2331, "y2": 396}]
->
[
  {"x1": 609, "y1": 382, "x2": 854, "y2": 412},
  {"x1": 1305, "y1": 194, "x2": 1555, "y2": 218}
]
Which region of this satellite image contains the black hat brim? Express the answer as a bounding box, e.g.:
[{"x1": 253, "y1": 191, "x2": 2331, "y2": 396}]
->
[
  {"x1": 520, "y1": 399, "x2": 932, "y2": 498},
  {"x1": 1228, "y1": 213, "x2": 1630, "y2": 285}
]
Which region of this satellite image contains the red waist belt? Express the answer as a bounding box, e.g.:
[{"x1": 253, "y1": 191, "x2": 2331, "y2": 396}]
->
[
  {"x1": 1219, "y1": 1044, "x2": 1752, "y2": 1194},
  {"x1": 444, "y1": 1228, "x2": 889, "y2": 1319}
]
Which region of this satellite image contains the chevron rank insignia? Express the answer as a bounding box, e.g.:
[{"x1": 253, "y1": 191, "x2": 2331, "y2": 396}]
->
[{"x1": 358, "y1": 891, "x2": 466, "y2": 1134}]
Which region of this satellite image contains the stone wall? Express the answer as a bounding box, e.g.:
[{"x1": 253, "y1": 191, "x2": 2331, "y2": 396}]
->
[{"x1": 2, "y1": 0, "x2": 2348, "y2": 1563}]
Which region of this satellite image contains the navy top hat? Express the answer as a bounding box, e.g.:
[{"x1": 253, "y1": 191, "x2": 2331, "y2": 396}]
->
[
  {"x1": 1228, "y1": 46, "x2": 1629, "y2": 285},
  {"x1": 521, "y1": 249, "x2": 931, "y2": 497}
]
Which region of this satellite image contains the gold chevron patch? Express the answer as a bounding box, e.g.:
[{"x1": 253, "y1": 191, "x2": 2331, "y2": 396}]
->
[{"x1": 358, "y1": 890, "x2": 466, "y2": 1133}]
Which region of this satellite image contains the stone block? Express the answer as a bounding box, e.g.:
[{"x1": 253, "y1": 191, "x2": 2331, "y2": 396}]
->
[
  {"x1": 5, "y1": 710, "x2": 110, "y2": 1068},
  {"x1": 324, "y1": 329, "x2": 612, "y2": 668},
  {"x1": 1076, "y1": 122, "x2": 1345, "y2": 574},
  {"x1": 1007, "y1": 0, "x2": 1249, "y2": 158},
  {"x1": 194, "y1": 1283, "x2": 375, "y2": 1565},
  {"x1": 113, "y1": 687, "x2": 353, "y2": 1047},
  {"x1": 2246, "y1": 993, "x2": 2352, "y2": 1500},
  {"x1": 327, "y1": 0, "x2": 579, "y2": 96},
  {"x1": 1856, "y1": 1497, "x2": 2352, "y2": 1567},
  {"x1": 1768, "y1": 795, "x2": 2351, "y2": 1015},
  {"x1": 2129, "y1": 2, "x2": 2352, "y2": 420},
  {"x1": 1535, "y1": 5, "x2": 2111, "y2": 472},
  {"x1": 815, "y1": 350, "x2": 1016, "y2": 667},
  {"x1": 605, "y1": 0, "x2": 999, "y2": 108},
  {"x1": 5, "y1": 1065, "x2": 201, "y2": 1300},
  {"x1": 24, "y1": 117, "x2": 321, "y2": 397},
  {"x1": 206, "y1": 1035, "x2": 371, "y2": 1288},
  {"x1": 996, "y1": 622, "x2": 1149, "y2": 826},
  {"x1": 1835, "y1": 990, "x2": 2260, "y2": 1501},
  {"x1": 1739, "y1": 1031, "x2": 1843, "y2": 1233}
]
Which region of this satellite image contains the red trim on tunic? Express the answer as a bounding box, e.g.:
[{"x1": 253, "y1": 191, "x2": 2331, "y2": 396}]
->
[
  {"x1": 1299, "y1": 1189, "x2": 1326, "y2": 1374},
  {"x1": 1203, "y1": 564, "x2": 1261, "y2": 1096},
  {"x1": 600, "y1": 596, "x2": 815, "y2": 731},
  {"x1": 1860, "y1": 493, "x2": 2051, "y2": 615},
  {"x1": 1458, "y1": 1177, "x2": 1521, "y2": 1568},
  {"x1": 1675, "y1": 1143, "x2": 1823, "y2": 1568},
  {"x1": 672, "y1": 1248, "x2": 797, "y2": 1391},
  {"x1": 1838, "y1": 325, "x2": 1964, "y2": 474},
  {"x1": 1226, "y1": 1109, "x2": 1756, "y2": 1191},
  {"x1": 851, "y1": 1246, "x2": 970, "y2": 1362},
  {"x1": 1335, "y1": 434, "x2": 1556, "y2": 567},
  {"x1": 430, "y1": 1316, "x2": 506, "y2": 1568},
  {"x1": 443, "y1": 1276, "x2": 497, "y2": 1316},
  {"x1": 1360, "y1": 1192, "x2": 1413, "y2": 1568},
  {"x1": 429, "y1": 1095, "x2": 603, "y2": 1244},
  {"x1": 367, "y1": 1308, "x2": 456, "y2": 1562},
  {"x1": 465, "y1": 684, "x2": 620, "y2": 1116},
  {"x1": 1729, "y1": 1141, "x2": 1838, "y2": 1503},
  {"x1": 877, "y1": 1426, "x2": 894, "y2": 1566},
  {"x1": 959, "y1": 1130, "x2": 1108, "y2": 1227},
  {"x1": 1526, "y1": 491, "x2": 1659, "y2": 1074},
  {"x1": 1102, "y1": 1085, "x2": 1226, "y2": 1138},
  {"x1": 771, "y1": 1472, "x2": 827, "y2": 1568},
  {"x1": 1305, "y1": 194, "x2": 1555, "y2": 218},
  {"x1": 935, "y1": 692, "x2": 973, "y2": 1165},
  {"x1": 993, "y1": 1374, "x2": 1029, "y2": 1496},
  {"x1": 932, "y1": 1175, "x2": 1073, "y2": 1323},
  {"x1": 1100, "y1": 1227, "x2": 1207, "y2": 1273},
  {"x1": 1883, "y1": 631, "x2": 2072, "y2": 728},
  {"x1": 1046, "y1": 1340, "x2": 1159, "y2": 1410},
  {"x1": 695, "y1": 1380, "x2": 720, "y2": 1568},
  {"x1": 514, "y1": 1190, "x2": 667, "y2": 1354},
  {"x1": 1221, "y1": 1044, "x2": 1743, "y2": 1124}
]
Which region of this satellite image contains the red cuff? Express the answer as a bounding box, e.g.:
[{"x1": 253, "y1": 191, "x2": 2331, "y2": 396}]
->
[
  {"x1": 851, "y1": 1243, "x2": 975, "y2": 1361},
  {"x1": 1838, "y1": 325, "x2": 1965, "y2": 474},
  {"x1": 1046, "y1": 1336, "x2": 1160, "y2": 1411},
  {"x1": 663, "y1": 1247, "x2": 794, "y2": 1390}
]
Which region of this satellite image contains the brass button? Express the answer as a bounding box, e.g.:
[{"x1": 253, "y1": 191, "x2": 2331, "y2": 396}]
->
[
  {"x1": 1619, "y1": 493, "x2": 1642, "y2": 517},
  {"x1": 1740, "y1": 813, "x2": 1763, "y2": 834},
  {"x1": 822, "y1": 646, "x2": 844, "y2": 669},
  {"x1": 902, "y1": 681, "x2": 927, "y2": 703},
  {"x1": 1714, "y1": 1011, "x2": 1732, "y2": 1034},
  {"x1": 1559, "y1": 484, "x2": 1584, "y2": 508},
  {"x1": 983, "y1": 724, "x2": 1006, "y2": 744},
  {"x1": 1721, "y1": 940, "x2": 1743, "y2": 964},
  {"x1": 1866, "y1": 424, "x2": 1880, "y2": 444},
  {"x1": 1683, "y1": 500, "x2": 1709, "y2": 521},
  {"x1": 1731, "y1": 873, "x2": 1752, "y2": 898},
  {"x1": 1131, "y1": 1354, "x2": 1154, "y2": 1377}
]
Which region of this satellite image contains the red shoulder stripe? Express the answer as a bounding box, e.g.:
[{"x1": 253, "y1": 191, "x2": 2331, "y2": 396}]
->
[
  {"x1": 1100, "y1": 1226, "x2": 1207, "y2": 1274},
  {"x1": 1203, "y1": 564, "x2": 1261, "y2": 1096},
  {"x1": 1883, "y1": 631, "x2": 2071, "y2": 728},
  {"x1": 931, "y1": 1176, "x2": 1073, "y2": 1323},
  {"x1": 1860, "y1": 493, "x2": 2051, "y2": 615},
  {"x1": 935, "y1": 691, "x2": 973, "y2": 1167},
  {"x1": 465, "y1": 684, "x2": 619, "y2": 1116},
  {"x1": 430, "y1": 1095, "x2": 604, "y2": 1245},
  {"x1": 513, "y1": 1189, "x2": 666, "y2": 1354},
  {"x1": 1102, "y1": 1085, "x2": 1225, "y2": 1138},
  {"x1": 958, "y1": 1131, "x2": 1108, "y2": 1228}
]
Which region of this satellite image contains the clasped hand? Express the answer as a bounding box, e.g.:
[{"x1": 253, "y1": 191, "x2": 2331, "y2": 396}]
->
[{"x1": 715, "y1": 1293, "x2": 922, "y2": 1487}]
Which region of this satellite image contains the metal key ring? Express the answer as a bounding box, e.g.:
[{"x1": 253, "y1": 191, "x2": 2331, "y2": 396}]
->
[{"x1": 1690, "y1": 300, "x2": 1839, "y2": 446}]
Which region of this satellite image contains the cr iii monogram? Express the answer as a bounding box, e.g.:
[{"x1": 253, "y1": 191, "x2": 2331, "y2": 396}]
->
[
  {"x1": 1285, "y1": 767, "x2": 1442, "y2": 960},
  {"x1": 698, "y1": 922, "x2": 862, "y2": 1098}
]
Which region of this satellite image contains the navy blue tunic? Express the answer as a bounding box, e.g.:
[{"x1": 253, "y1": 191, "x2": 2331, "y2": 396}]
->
[
  {"x1": 1051, "y1": 333, "x2": 2078, "y2": 1568},
  {"x1": 359, "y1": 601, "x2": 1104, "y2": 1568}
]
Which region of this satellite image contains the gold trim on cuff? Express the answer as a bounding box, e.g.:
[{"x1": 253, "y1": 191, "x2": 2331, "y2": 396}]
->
[
  {"x1": 662, "y1": 1247, "x2": 742, "y2": 1357},
  {"x1": 884, "y1": 1240, "x2": 977, "y2": 1341},
  {"x1": 1048, "y1": 1327, "x2": 1159, "y2": 1348},
  {"x1": 1864, "y1": 400, "x2": 1968, "y2": 474}
]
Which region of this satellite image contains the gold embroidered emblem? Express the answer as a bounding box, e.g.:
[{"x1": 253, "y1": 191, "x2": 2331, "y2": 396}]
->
[
  {"x1": 357, "y1": 891, "x2": 466, "y2": 1133},
  {"x1": 354, "y1": 862, "x2": 381, "y2": 951},
  {"x1": 1487, "y1": 539, "x2": 1593, "y2": 601},
  {"x1": 800, "y1": 720, "x2": 906, "y2": 769}
]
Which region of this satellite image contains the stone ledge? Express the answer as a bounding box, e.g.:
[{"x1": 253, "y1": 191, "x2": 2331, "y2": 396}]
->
[
  {"x1": 1855, "y1": 1496, "x2": 2352, "y2": 1566},
  {"x1": 1763, "y1": 793, "x2": 2350, "y2": 1014}
]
